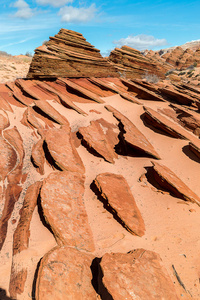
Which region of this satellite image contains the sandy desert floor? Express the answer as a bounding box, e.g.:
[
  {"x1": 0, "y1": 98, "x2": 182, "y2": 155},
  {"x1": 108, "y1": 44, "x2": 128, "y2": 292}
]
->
[{"x1": 0, "y1": 55, "x2": 32, "y2": 84}]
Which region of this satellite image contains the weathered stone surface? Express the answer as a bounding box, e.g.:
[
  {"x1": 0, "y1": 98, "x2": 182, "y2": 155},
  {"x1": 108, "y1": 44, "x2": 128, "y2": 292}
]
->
[
  {"x1": 109, "y1": 45, "x2": 170, "y2": 80},
  {"x1": 151, "y1": 161, "x2": 200, "y2": 205},
  {"x1": 94, "y1": 173, "x2": 145, "y2": 236},
  {"x1": 60, "y1": 78, "x2": 104, "y2": 104},
  {"x1": 99, "y1": 249, "x2": 179, "y2": 300},
  {"x1": 0, "y1": 95, "x2": 13, "y2": 112},
  {"x1": 31, "y1": 139, "x2": 45, "y2": 175},
  {"x1": 4, "y1": 126, "x2": 25, "y2": 185},
  {"x1": 34, "y1": 80, "x2": 87, "y2": 115},
  {"x1": 79, "y1": 118, "x2": 119, "y2": 163},
  {"x1": 0, "y1": 184, "x2": 22, "y2": 250},
  {"x1": 0, "y1": 111, "x2": 10, "y2": 131},
  {"x1": 27, "y1": 28, "x2": 118, "y2": 79},
  {"x1": 36, "y1": 246, "x2": 96, "y2": 300},
  {"x1": 121, "y1": 78, "x2": 165, "y2": 101},
  {"x1": 40, "y1": 171, "x2": 94, "y2": 251},
  {"x1": 143, "y1": 106, "x2": 189, "y2": 139},
  {"x1": 39, "y1": 125, "x2": 85, "y2": 174},
  {"x1": 106, "y1": 105, "x2": 160, "y2": 159},
  {"x1": 0, "y1": 135, "x2": 17, "y2": 182},
  {"x1": 158, "y1": 86, "x2": 194, "y2": 105},
  {"x1": 9, "y1": 181, "x2": 42, "y2": 299},
  {"x1": 33, "y1": 100, "x2": 69, "y2": 125}
]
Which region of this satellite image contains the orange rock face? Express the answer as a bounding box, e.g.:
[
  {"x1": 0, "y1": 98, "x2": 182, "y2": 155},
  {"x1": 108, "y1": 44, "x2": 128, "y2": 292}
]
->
[
  {"x1": 39, "y1": 125, "x2": 85, "y2": 174},
  {"x1": 36, "y1": 246, "x2": 96, "y2": 300},
  {"x1": 109, "y1": 45, "x2": 170, "y2": 80},
  {"x1": 99, "y1": 249, "x2": 179, "y2": 300},
  {"x1": 27, "y1": 28, "x2": 119, "y2": 79},
  {"x1": 79, "y1": 118, "x2": 119, "y2": 163},
  {"x1": 151, "y1": 161, "x2": 200, "y2": 205},
  {"x1": 94, "y1": 173, "x2": 145, "y2": 236},
  {"x1": 40, "y1": 171, "x2": 95, "y2": 251},
  {"x1": 106, "y1": 105, "x2": 160, "y2": 159}
]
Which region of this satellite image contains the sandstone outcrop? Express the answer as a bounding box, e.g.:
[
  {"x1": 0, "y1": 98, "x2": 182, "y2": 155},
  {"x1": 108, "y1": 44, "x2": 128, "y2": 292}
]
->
[
  {"x1": 27, "y1": 28, "x2": 119, "y2": 79},
  {"x1": 36, "y1": 246, "x2": 96, "y2": 300},
  {"x1": 106, "y1": 105, "x2": 160, "y2": 159},
  {"x1": 143, "y1": 106, "x2": 190, "y2": 139},
  {"x1": 99, "y1": 249, "x2": 179, "y2": 300},
  {"x1": 40, "y1": 171, "x2": 94, "y2": 251},
  {"x1": 109, "y1": 45, "x2": 171, "y2": 79},
  {"x1": 94, "y1": 173, "x2": 145, "y2": 236},
  {"x1": 1, "y1": 28, "x2": 200, "y2": 300},
  {"x1": 150, "y1": 161, "x2": 200, "y2": 205},
  {"x1": 78, "y1": 118, "x2": 119, "y2": 163}
]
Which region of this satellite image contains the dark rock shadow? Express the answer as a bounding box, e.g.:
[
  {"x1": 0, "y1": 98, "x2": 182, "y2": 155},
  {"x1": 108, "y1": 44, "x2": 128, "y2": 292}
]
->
[
  {"x1": 114, "y1": 119, "x2": 159, "y2": 159},
  {"x1": 0, "y1": 288, "x2": 15, "y2": 300},
  {"x1": 144, "y1": 167, "x2": 168, "y2": 191},
  {"x1": 182, "y1": 145, "x2": 200, "y2": 163},
  {"x1": 37, "y1": 192, "x2": 54, "y2": 236},
  {"x1": 90, "y1": 181, "x2": 132, "y2": 234},
  {"x1": 90, "y1": 258, "x2": 114, "y2": 300},
  {"x1": 140, "y1": 113, "x2": 180, "y2": 139},
  {"x1": 32, "y1": 106, "x2": 60, "y2": 124},
  {"x1": 32, "y1": 258, "x2": 42, "y2": 300},
  {"x1": 42, "y1": 141, "x2": 63, "y2": 171},
  {"x1": 76, "y1": 132, "x2": 106, "y2": 160}
]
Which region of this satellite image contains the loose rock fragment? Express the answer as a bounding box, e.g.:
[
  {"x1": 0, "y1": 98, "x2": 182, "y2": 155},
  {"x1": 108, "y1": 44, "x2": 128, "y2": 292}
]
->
[
  {"x1": 94, "y1": 173, "x2": 145, "y2": 236},
  {"x1": 36, "y1": 246, "x2": 96, "y2": 300},
  {"x1": 99, "y1": 249, "x2": 179, "y2": 300},
  {"x1": 79, "y1": 118, "x2": 119, "y2": 163},
  {"x1": 106, "y1": 105, "x2": 160, "y2": 159},
  {"x1": 151, "y1": 161, "x2": 200, "y2": 205},
  {"x1": 40, "y1": 171, "x2": 95, "y2": 251}
]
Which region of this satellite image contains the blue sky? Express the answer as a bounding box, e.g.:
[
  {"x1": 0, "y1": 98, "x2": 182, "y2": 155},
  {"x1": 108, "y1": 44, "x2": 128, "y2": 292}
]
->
[{"x1": 1, "y1": 0, "x2": 200, "y2": 56}]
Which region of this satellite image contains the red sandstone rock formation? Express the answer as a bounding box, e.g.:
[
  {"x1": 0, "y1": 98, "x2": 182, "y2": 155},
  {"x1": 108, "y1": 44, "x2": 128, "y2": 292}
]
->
[
  {"x1": 0, "y1": 29, "x2": 200, "y2": 300},
  {"x1": 99, "y1": 249, "x2": 179, "y2": 299},
  {"x1": 94, "y1": 173, "x2": 145, "y2": 236},
  {"x1": 109, "y1": 45, "x2": 171, "y2": 79},
  {"x1": 27, "y1": 28, "x2": 119, "y2": 79}
]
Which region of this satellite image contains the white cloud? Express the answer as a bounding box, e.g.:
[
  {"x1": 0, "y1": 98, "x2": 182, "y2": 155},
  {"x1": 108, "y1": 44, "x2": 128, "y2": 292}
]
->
[
  {"x1": 58, "y1": 4, "x2": 96, "y2": 23},
  {"x1": 113, "y1": 34, "x2": 168, "y2": 50},
  {"x1": 0, "y1": 37, "x2": 34, "y2": 49},
  {"x1": 13, "y1": 0, "x2": 35, "y2": 19},
  {"x1": 36, "y1": 0, "x2": 73, "y2": 7}
]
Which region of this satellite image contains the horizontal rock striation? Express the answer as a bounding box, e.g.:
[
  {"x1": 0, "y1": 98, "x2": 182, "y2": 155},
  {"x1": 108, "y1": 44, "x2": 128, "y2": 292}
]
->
[
  {"x1": 108, "y1": 45, "x2": 171, "y2": 80},
  {"x1": 27, "y1": 28, "x2": 119, "y2": 79}
]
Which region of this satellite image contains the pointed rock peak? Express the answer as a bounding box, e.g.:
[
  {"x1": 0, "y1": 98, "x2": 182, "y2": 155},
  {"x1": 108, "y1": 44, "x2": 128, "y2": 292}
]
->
[{"x1": 27, "y1": 28, "x2": 119, "y2": 79}]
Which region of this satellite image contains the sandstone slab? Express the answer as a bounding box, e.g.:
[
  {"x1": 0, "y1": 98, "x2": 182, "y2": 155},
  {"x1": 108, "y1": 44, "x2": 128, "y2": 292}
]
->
[
  {"x1": 79, "y1": 118, "x2": 119, "y2": 163},
  {"x1": 31, "y1": 139, "x2": 45, "y2": 175},
  {"x1": 99, "y1": 249, "x2": 179, "y2": 300},
  {"x1": 151, "y1": 161, "x2": 200, "y2": 205},
  {"x1": 40, "y1": 171, "x2": 94, "y2": 251},
  {"x1": 143, "y1": 106, "x2": 189, "y2": 139},
  {"x1": 106, "y1": 105, "x2": 160, "y2": 159},
  {"x1": 39, "y1": 125, "x2": 85, "y2": 174},
  {"x1": 94, "y1": 173, "x2": 145, "y2": 236},
  {"x1": 9, "y1": 181, "x2": 42, "y2": 299},
  {"x1": 36, "y1": 246, "x2": 96, "y2": 300}
]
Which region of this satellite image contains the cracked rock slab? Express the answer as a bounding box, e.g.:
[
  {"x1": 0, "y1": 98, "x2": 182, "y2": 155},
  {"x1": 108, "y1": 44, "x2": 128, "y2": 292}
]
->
[
  {"x1": 94, "y1": 173, "x2": 145, "y2": 236},
  {"x1": 40, "y1": 171, "x2": 95, "y2": 252},
  {"x1": 151, "y1": 161, "x2": 200, "y2": 205},
  {"x1": 79, "y1": 118, "x2": 119, "y2": 163},
  {"x1": 36, "y1": 246, "x2": 96, "y2": 300},
  {"x1": 99, "y1": 249, "x2": 179, "y2": 300}
]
